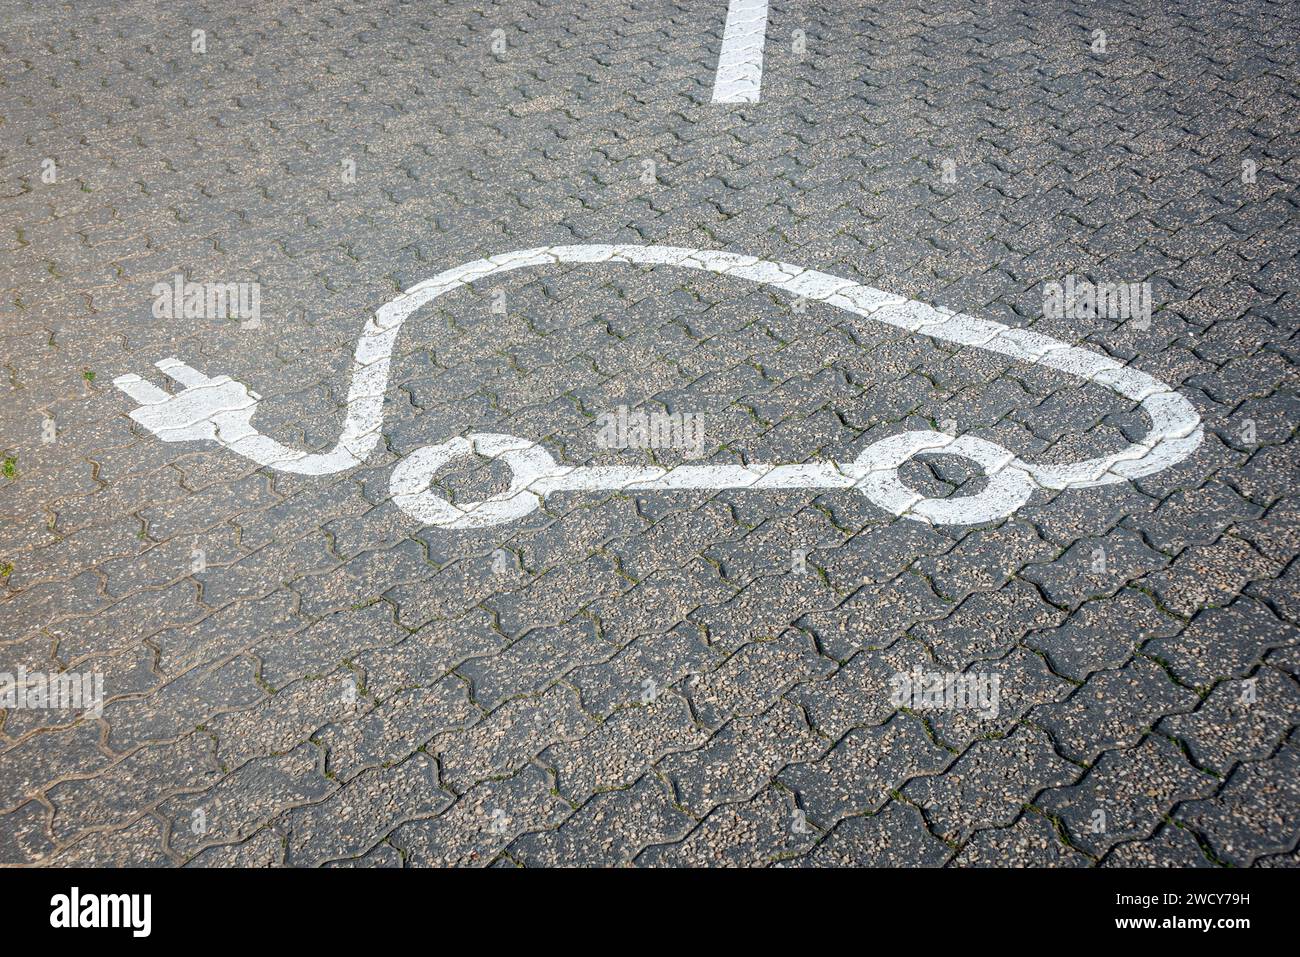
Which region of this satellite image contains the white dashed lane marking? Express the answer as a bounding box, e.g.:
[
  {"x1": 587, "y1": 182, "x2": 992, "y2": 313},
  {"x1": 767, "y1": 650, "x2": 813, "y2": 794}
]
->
[{"x1": 712, "y1": 0, "x2": 770, "y2": 103}]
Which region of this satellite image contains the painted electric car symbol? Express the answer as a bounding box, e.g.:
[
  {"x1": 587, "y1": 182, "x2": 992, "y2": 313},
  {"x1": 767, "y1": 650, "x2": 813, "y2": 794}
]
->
[{"x1": 114, "y1": 244, "x2": 1202, "y2": 529}]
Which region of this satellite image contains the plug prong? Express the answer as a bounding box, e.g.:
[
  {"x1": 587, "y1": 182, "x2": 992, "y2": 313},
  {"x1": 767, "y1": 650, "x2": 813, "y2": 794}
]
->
[
  {"x1": 155, "y1": 357, "x2": 214, "y2": 389},
  {"x1": 112, "y1": 373, "x2": 170, "y2": 406}
]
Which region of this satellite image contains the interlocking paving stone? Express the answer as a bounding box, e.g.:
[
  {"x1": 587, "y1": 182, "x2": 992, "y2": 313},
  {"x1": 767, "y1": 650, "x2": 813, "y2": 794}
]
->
[
  {"x1": 353, "y1": 607, "x2": 508, "y2": 701},
  {"x1": 0, "y1": 721, "x2": 110, "y2": 813},
  {"x1": 1255, "y1": 846, "x2": 1300, "y2": 868},
  {"x1": 0, "y1": 800, "x2": 56, "y2": 866},
  {"x1": 322, "y1": 841, "x2": 405, "y2": 868},
  {"x1": 1032, "y1": 656, "x2": 1200, "y2": 764},
  {"x1": 9, "y1": 645, "x2": 161, "y2": 741},
  {"x1": 48, "y1": 813, "x2": 173, "y2": 868},
  {"x1": 1037, "y1": 735, "x2": 1218, "y2": 859},
  {"x1": 458, "y1": 619, "x2": 614, "y2": 709},
  {"x1": 1, "y1": 0, "x2": 1296, "y2": 867},
  {"x1": 210, "y1": 671, "x2": 360, "y2": 771},
  {"x1": 923, "y1": 646, "x2": 1075, "y2": 750},
  {"x1": 1251, "y1": 559, "x2": 1300, "y2": 628},
  {"x1": 318, "y1": 678, "x2": 478, "y2": 782},
  {"x1": 798, "y1": 570, "x2": 952, "y2": 662},
  {"x1": 1136, "y1": 479, "x2": 1264, "y2": 554},
  {"x1": 281, "y1": 753, "x2": 447, "y2": 866},
  {"x1": 184, "y1": 826, "x2": 286, "y2": 869},
  {"x1": 152, "y1": 589, "x2": 302, "y2": 677},
  {"x1": 101, "y1": 654, "x2": 264, "y2": 751},
  {"x1": 566, "y1": 622, "x2": 721, "y2": 717},
  {"x1": 254, "y1": 601, "x2": 410, "y2": 690},
  {"x1": 1174, "y1": 735, "x2": 1300, "y2": 867},
  {"x1": 1144, "y1": 534, "x2": 1282, "y2": 619},
  {"x1": 638, "y1": 785, "x2": 819, "y2": 866},
  {"x1": 916, "y1": 521, "x2": 1056, "y2": 603},
  {"x1": 1020, "y1": 527, "x2": 1170, "y2": 610},
  {"x1": 1234, "y1": 496, "x2": 1300, "y2": 566},
  {"x1": 778, "y1": 714, "x2": 951, "y2": 825},
  {"x1": 47, "y1": 579, "x2": 206, "y2": 664},
  {"x1": 432, "y1": 684, "x2": 594, "y2": 794},
  {"x1": 788, "y1": 801, "x2": 952, "y2": 868},
  {"x1": 1144, "y1": 596, "x2": 1299, "y2": 688},
  {"x1": 1266, "y1": 643, "x2": 1300, "y2": 681},
  {"x1": 544, "y1": 690, "x2": 708, "y2": 802},
  {"x1": 48, "y1": 733, "x2": 220, "y2": 845},
  {"x1": 789, "y1": 636, "x2": 940, "y2": 739},
  {"x1": 902, "y1": 724, "x2": 1079, "y2": 844},
  {"x1": 159, "y1": 744, "x2": 335, "y2": 862},
  {"x1": 953, "y1": 810, "x2": 1090, "y2": 868},
  {"x1": 509, "y1": 773, "x2": 694, "y2": 867},
  {"x1": 658, "y1": 699, "x2": 824, "y2": 818},
  {"x1": 1101, "y1": 824, "x2": 1217, "y2": 869},
  {"x1": 685, "y1": 631, "x2": 835, "y2": 725},
  {"x1": 388, "y1": 763, "x2": 570, "y2": 866},
  {"x1": 1025, "y1": 588, "x2": 1182, "y2": 682},
  {"x1": 911, "y1": 579, "x2": 1067, "y2": 668},
  {"x1": 1159, "y1": 668, "x2": 1300, "y2": 776}
]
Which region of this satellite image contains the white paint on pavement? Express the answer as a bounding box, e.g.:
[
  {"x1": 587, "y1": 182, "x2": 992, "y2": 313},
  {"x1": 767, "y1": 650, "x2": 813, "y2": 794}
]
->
[
  {"x1": 711, "y1": 0, "x2": 770, "y2": 103},
  {"x1": 115, "y1": 243, "x2": 1203, "y2": 529},
  {"x1": 389, "y1": 429, "x2": 1039, "y2": 529}
]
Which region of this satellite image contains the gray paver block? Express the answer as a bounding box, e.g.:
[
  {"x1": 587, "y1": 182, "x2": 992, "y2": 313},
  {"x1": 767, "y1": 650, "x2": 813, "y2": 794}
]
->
[{"x1": 791, "y1": 801, "x2": 952, "y2": 868}]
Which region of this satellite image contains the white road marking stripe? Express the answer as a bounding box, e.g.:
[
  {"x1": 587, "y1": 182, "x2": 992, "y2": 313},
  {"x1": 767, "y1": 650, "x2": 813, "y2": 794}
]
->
[{"x1": 711, "y1": 0, "x2": 770, "y2": 103}]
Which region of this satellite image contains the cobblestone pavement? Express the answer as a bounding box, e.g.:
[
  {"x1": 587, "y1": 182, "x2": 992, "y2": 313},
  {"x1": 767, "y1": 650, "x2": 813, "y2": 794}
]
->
[{"x1": 1, "y1": 0, "x2": 1297, "y2": 867}]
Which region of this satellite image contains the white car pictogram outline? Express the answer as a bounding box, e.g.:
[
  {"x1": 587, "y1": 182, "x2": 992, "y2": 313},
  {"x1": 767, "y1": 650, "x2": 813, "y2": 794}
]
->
[{"x1": 114, "y1": 243, "x2": 1203, "y2": 529}]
